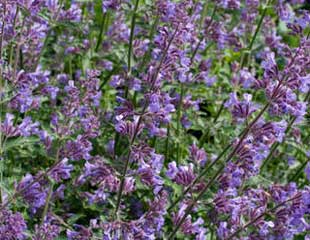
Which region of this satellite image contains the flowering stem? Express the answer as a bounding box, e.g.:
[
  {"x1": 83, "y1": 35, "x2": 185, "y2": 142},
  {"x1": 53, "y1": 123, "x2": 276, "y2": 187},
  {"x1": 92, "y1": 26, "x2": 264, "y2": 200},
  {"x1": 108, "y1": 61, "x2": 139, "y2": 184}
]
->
[
  {"x1": 152, "y1": 25, "x2": 179, "y2": 84},
  {"x1": 260, "y1": 141, "x2": 279, "y2": 170},
  {"x1": 113, "y1": 111, "x2": 145, "y2": 218},
  {"x1": 168, "y1": 163, "x2": 226, "y2": 239},
  {"x1": 167, "y1": 143, "x2": 231, "y2": 212},
  {"x1": 8, "y1": 7, "x2": 19, "y2": 65},
  {"x1": 191, "y1": 4, "x2": 217, "y2": 65},
  {"x1": 34, "y1": 29, "x2": 51, "y2": 71},
  {"x1": 139, "y1": 13, "x2": 159, "y2": 72},
  {"x1": 113, "y1": 26, "x2": 180, "y2": 219},
  {"x1": 51, "y1": 213, "x2": 73, "y2": 230},
  {"x1": 260, "y1": 91, "x2": 310, "y2": 172},
  {"x1": 125, "y1": 0, "x2": 140, "y2": 99},
  {"x1": 40, "y1": 181, "x2": 54, "y2": 225},
  {"x1": 168, "y1": 102, "x2": 270, "y2": 236},
  {"x1": 34, "y1": 0, "x2": 65, "y2": 70},
  {"x1": 127, "y1": 0, "x2": 140, "y2": 76},
  {"x1": 40, "y1": 147, "x2": 59, "y2": 224},
  {"x1": 0, "y1": 1, "x2": 6, "y2": 61},
  {"x1": 12, "y1": 14, "x2": 26, "y2": 78},
  {"x1": 176, "y1": 83, "x2": 185, "y2": 164},
  {"x1": 168, "y1": 30, "x2": 307, "y2": 232},
  {"x1": 0, "y1": 2, "x2": 6, "y2": 204},
  {"x1": 168, "y1": 100, "x2": 269, "y2": 213},
  {"x1": 248, "y1": 0, "x2": 270, "y2": 51},
  {"x1": 226, "y1": 194, "x2": 300, "y2": 239},
  {"x1": 95, "y1": 12, "x2": 107, "y2": 52},
  {"x1": 165, "y1": 124, "x2": 170, "y2": 163},
  {"x1": 0, "y1": 148, "x2": 63, "y2": 211},
  {"x1": 289, "y1": 158, "x2": 309, "y2": 182},
  {"x1": 240, "y1": 0, "x2": 271, "y2": 68}
]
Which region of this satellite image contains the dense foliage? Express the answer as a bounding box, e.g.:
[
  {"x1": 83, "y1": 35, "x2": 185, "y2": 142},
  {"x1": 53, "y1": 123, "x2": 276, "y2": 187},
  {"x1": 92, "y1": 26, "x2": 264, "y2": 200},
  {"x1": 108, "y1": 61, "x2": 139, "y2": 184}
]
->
[{"x1": 1, "y1": 0, "x2": 310, "y2": 239}]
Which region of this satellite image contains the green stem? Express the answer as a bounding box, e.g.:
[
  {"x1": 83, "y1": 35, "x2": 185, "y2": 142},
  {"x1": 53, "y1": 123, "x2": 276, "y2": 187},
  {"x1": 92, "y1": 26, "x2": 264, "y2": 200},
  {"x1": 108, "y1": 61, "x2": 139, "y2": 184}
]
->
[
  {"x1": 124, "y1": 0, "x2": 140, "y2": 99},
  {"x1": 127, "y1": 0, "x2": 140, "y2": 76},
  {"x1": 68, "y1": 56, "x2": 73, "y2": 78},
  {"x1": 34, "y1": 29, "x2": 51, "y2": 71},
  {"x1": 8, "y1": 7, "x2": 19, "y2": 65},
  {"x1": 248, "y1": 0, "x2": 270, "y2": 51},
  {"x1": 260, "y1": 91, "x2": 310, "y2": 172},
  {"x1": 0, "y1": 2, "x2": 6, "y2": 60},
  {"x1": 169, "y1": 163, "x2": 225, "y2": 239},
  {"x1": 289, "y1": 158, "x2": 309, "y2": 182},
  {"x1": 138, "y1": 14, "x2": 159, "y2": 72},
  {"x1": 12, "y1": 15, "x2": 26, "y2": 77},
  {"x1": 41, "y1": 182, "x2": 54, "y2": 224},
  {"x1": 113, "y1": 26, "x2": 180, "y2": 219},
  {"x1": 167, "y1": 143, "x2": 231, "y2": 212},
  {"x1": 240, "y1": 0, "x2": 271, "y2": 68},
  {"x1": 34, "y1": 0, "x2": 65, "y2": 70},
  {"x1": 150, "y1": 136, "x2": 157, "y2": 148},
  {"x1": 260, "y1": 142, "x2": 279, "y2": 171},
  {"x1": 0, "y1": 149, "x2": 63, "y2": 211},
  {"x1": 0, "y1": 3, "x2": 6, "y2": 204},
  {"x1": 168, "y1": 102, "x2": 270, "y2": 232},
  {"x1": 165, "y1": 124, "x2": 170, "y2": 163},
  {"x1": 191, "y1": 4, "x2": 217, "y2": 65},
  {"x1": 226, "y1": 194, "x2": 300, "y2": 239},
  {"x1": 176, "y1": 83, "x2": 185, "y2": 164},
  {"x1": 95, "y1": 12, "x2": 107, "y2": 52},
  {"x1": 152, "y1": 25, "x2": 179, "y2": 85},
  {"x1": 112, "y1": 0, "x2": 140, "y2": 189},
  {"x1": 168, "y1": 26, "x2": 306, "y2": 232}
]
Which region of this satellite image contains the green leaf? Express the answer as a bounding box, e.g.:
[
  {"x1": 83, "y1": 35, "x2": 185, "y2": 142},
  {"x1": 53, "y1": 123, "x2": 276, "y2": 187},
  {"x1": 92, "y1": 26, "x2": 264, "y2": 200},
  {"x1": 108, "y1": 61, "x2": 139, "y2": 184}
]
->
[{"x1": 4, "y1": 136, "x2": 40, "y2": 151}]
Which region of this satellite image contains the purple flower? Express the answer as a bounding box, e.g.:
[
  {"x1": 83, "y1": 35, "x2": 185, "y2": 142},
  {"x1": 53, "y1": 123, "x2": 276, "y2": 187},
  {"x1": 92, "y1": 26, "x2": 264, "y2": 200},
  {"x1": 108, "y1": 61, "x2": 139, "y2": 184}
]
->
[
  {"x1": 220, "y1": 0, "x2": 241, "y2": 9},
  {"x1": 49, "y1": 158, "x2": 74, "y2": 183},
  {"x1": 1, "y1": 113, "x2": 19, "y2": 137},
  {"x1": 172, "y1": 203, "x2": 206, "y2": 238},
  {"x1": 102, "y1": 0, "x2": 121, "y2": 13},
  {"x1": 17, "y1": 174, "x2": 47, "y2": 214},
  {"x1": 33, "y1": 216, "x2": 61, "y2": 240},
  {"x1": 115, "y1": 119, "x2": 144, "y2": 140},
  {"x1": 18, "y1": 116, "x2": 40, "y2": 137},
  {"x1": 261, "y1": 52, "x2": 278, "y2": 79},
  {"x1": 65, "y1": 135, "x2": 93, "y2": 161},
  {"x1": 189, "y1": 144, "x2": 207, "y2": 166},
  {"x1": 67, "y1": 225, "x2": 93, "y2": 240},
  {"x1": 167, "y1": 162, "x2": 196, "y2": 187},
  {"x1": 0, "y1": 210, "x2": 27, "y2": 239},
  {"x1": 225, "y1": 93, "x2": 258, "y2": 123}
]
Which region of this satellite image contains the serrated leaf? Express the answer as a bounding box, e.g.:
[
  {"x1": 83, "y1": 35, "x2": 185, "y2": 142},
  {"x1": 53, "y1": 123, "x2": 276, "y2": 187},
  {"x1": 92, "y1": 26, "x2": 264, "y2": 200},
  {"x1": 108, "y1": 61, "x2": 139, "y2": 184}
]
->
[
  {"x1": 286, "y1": 140, "x2": 309, "y2": 157},
  {"x1": 4, "y1": 136, "x2": 40, "y2": 151}
]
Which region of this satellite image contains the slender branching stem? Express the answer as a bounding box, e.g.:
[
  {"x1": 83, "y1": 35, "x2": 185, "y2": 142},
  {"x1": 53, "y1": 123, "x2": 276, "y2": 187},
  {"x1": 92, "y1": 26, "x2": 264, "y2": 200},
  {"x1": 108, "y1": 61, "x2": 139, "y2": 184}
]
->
[
  {"x1": 40, "y1": 182, "x2": 54, "y2": 225},
  {"x1": 240, "y1": 0, "x2": 271, "y2": 68},
  {"x1": 0, "y1": 148, "x2": 63, "y2": 211},
  {"x1": 226, "y1": 194, "x2": 300, "y2": 239},
  {"x1": 113, "y1": 25, "x2": 180, "y2": 219},
  {"x1": 176, "y1": 83, "x2": 184, "y2": 164},
  {"x1": 95, "y1": 12, "x2": 107, "y2": 52}
]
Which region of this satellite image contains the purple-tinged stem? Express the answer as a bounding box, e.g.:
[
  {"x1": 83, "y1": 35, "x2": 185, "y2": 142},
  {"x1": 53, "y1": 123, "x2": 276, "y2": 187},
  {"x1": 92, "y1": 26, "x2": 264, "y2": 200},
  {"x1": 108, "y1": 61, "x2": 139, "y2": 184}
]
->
[
  {"x1": 226, "y1": 194, "x2": 301, "y2": 239},
  {"x1": 168, "y1": 26, "x2": 309, "y2": 236},
  {"x1": 0, "y1": 150, "x2": 63, "y2": 211},
  {"x1": 113, "y1": 25, "x2": 180, "y2": 219},
  {"x1": 0, "y1": 1, "x2": 6, "y2": 60}
]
